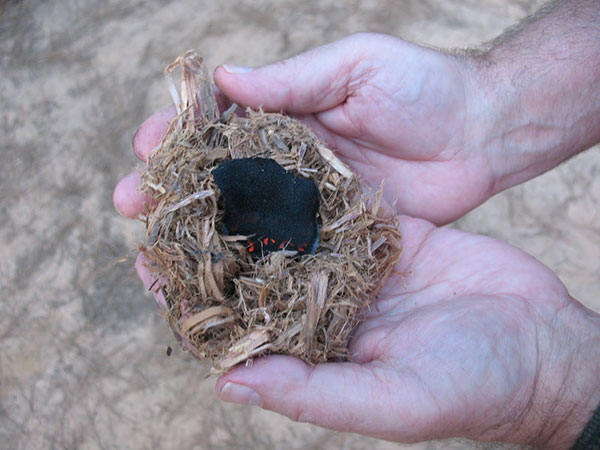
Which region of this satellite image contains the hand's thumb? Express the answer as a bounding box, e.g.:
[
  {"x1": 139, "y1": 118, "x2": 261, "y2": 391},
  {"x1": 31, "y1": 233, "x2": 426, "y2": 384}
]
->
[
  {"x1": 214, "y1": 354, "x2": 426, "y2": 441},
  {"x1": 213, "y1": 37, "x2": 365, "y2": 114},
  {"x1": 216, "y1": 355, "x2": 375, "y2": 431}
]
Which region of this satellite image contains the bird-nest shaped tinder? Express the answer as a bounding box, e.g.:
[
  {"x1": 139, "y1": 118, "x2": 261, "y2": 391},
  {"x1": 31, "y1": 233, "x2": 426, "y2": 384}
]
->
[{"x1": 138, "y1": 51, "x2": 402, "y2": 374}]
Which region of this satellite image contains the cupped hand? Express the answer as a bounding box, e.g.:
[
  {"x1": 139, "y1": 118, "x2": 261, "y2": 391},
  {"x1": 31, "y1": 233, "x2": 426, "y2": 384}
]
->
[
  {"x1": 117, "y1": 33, "x2": 495, "y2": 225},
  {"x1": 212, "y1": 218, "x2": 598, "y2": 449},
  {"x1": 114, "y1": 107, "x2": 598, "y2": 450},
  {"x1": 214, "y1": 33, "x2": 495, "y2": 225}
]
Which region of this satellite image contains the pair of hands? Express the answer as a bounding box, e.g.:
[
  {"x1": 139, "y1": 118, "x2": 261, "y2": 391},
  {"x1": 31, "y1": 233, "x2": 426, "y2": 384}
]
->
[{"x1": 113, "y1": 33, "x2": 600, "y2": 448}]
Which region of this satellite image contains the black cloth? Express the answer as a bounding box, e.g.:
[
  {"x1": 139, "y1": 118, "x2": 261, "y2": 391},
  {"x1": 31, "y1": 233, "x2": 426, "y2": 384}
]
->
[{"x1": 213, "y1": 157, "x2": 319, "y2": 256}]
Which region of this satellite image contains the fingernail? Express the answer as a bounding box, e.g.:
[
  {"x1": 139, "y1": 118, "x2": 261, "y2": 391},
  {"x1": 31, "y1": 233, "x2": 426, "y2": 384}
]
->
[
  {"x1": 222, "y1": 64, "x2": 253, "y2": 74},
  {"x1": 219, "y1": 382, "x2": 261, "y2": 406},
  {"x1": 132, "y1": 126, "x2": 141, "y2": 148},
  {"x1": 154, "y1": 294, "x2": 167, "y2": 310}
]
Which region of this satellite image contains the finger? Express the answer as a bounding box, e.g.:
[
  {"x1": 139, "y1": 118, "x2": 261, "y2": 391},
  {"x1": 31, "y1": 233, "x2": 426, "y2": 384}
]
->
[
  {"x1": 214, "y1": 355, "x2": 433, "y2": 442},
  {"x1": 214, "y1": 84, "x2": 245, "y2": 118},
  {"x1": 135, "y1": 253, "x2": 168, "y2": 310},
  {"x1": 213, "y1": 34, "x2": 375, "y2": 114},
  {"x1": 133, "y1": 105, "x2": 177, "y2": 162},
  {"x1": 113, "y1": 171, "x2": 155, "y2": 218},
  {"x1": 216, "y1": 356, "x2": 381, "y2": 433},
  {"x1": 132, "y1": 88, "x2": 241, "y2": 163}
]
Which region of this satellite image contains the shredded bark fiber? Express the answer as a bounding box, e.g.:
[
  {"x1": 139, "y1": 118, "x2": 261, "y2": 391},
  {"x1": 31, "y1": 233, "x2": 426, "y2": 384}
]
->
[{"x1": 138, "y1": 51, "x2": 402, "y2": 374}]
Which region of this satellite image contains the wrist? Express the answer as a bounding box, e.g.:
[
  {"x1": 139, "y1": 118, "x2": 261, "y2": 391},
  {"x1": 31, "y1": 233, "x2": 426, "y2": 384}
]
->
[
  {"x1": 471, "y1": 54, "x2": 595, "y2": 196},
  {"x1": 461, "y1": 0, "x2": 600, "y2": 196},
  {"x1": 525, "y1": 302, "x2": 600, "y2": 449}
]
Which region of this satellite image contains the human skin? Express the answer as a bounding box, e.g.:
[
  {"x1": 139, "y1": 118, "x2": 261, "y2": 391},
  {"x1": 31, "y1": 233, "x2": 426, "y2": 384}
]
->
[
  {"x1": 118, "y1": 166, "x2": 600, "y2": 449},
  {"x1": 212, "y1": 2, "x2": 600, "y2": 226},
  {"x1": 112, "y1": 0, "x2": 600, "y2": 448}
]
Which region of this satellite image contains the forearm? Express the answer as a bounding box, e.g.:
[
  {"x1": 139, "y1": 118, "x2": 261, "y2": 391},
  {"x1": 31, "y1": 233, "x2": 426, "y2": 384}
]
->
[{"x1": 470, "y1": 0, "x2": 600, "y2": 193}]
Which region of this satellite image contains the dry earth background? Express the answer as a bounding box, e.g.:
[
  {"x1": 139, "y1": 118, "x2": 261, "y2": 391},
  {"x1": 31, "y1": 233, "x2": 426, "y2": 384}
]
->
[{"x1": 1, "y1": 0, "x2": 599, "y2": 449}]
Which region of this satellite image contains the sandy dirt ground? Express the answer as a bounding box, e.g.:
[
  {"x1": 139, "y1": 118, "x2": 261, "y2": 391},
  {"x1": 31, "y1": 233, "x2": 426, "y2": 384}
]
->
[{"x1": 1, "y1": 0, "x2": 598, "y2": 449}]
